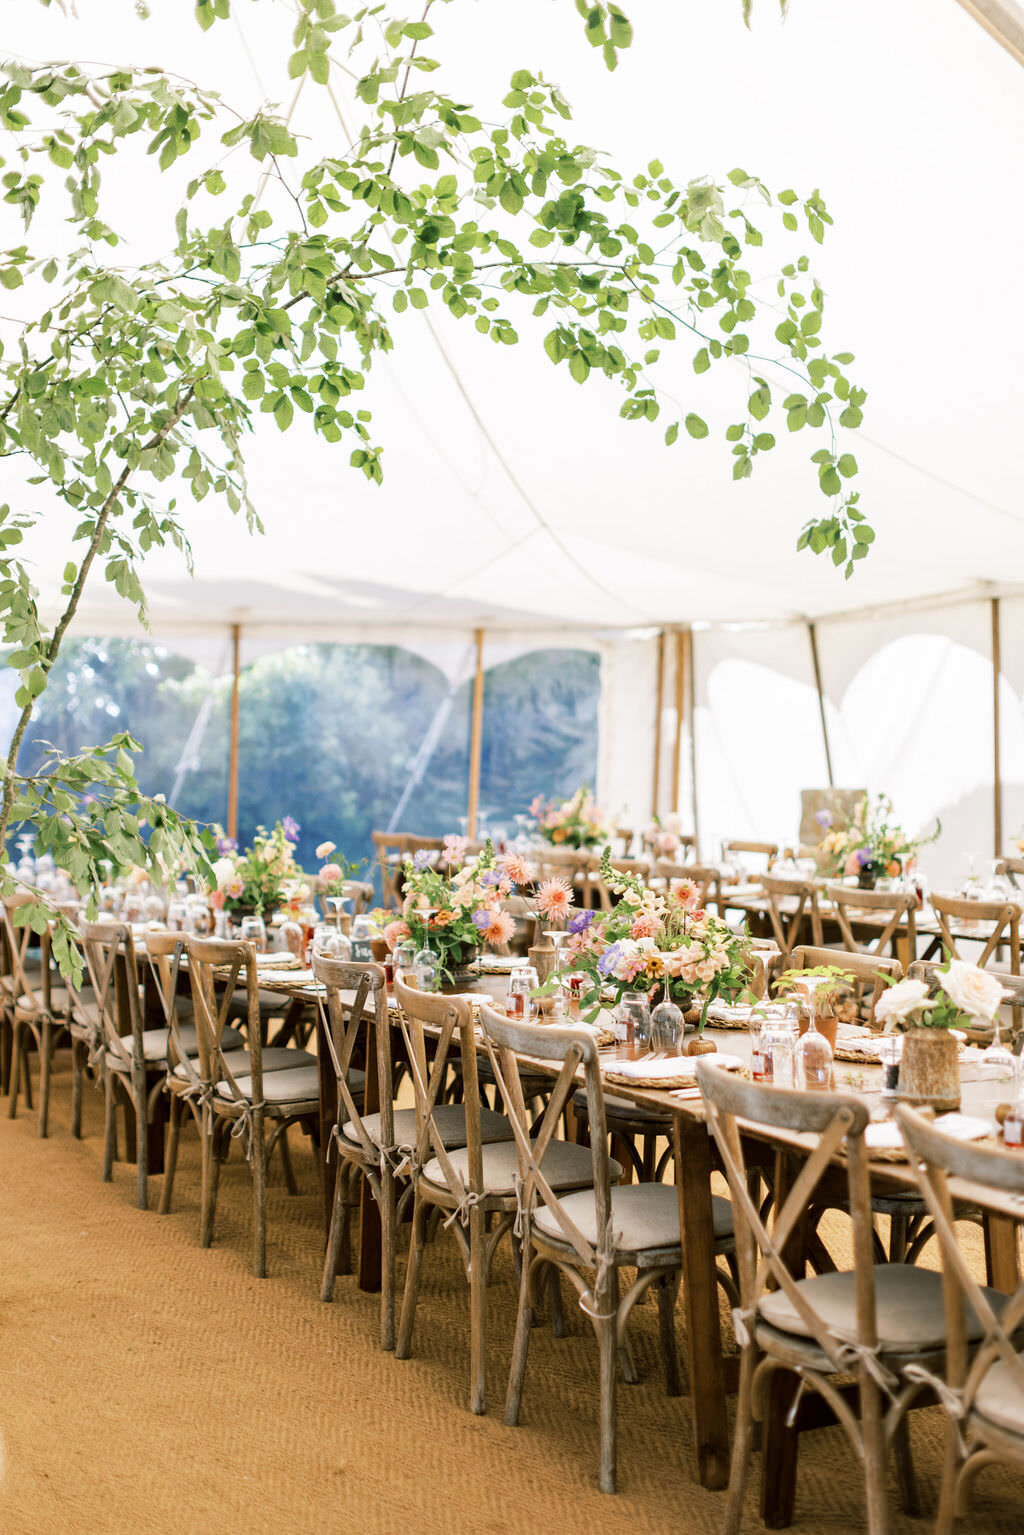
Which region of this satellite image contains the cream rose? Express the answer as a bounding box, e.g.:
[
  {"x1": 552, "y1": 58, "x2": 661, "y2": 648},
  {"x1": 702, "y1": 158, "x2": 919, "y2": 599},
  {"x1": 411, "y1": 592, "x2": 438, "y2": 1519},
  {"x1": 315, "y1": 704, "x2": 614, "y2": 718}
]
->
[
  {"x1": 875, "y1": 977, "x2": 934, "y2": 1031},
  {"x1": 941, "y1": 961, "x2": 1009, "y2": 1022}
]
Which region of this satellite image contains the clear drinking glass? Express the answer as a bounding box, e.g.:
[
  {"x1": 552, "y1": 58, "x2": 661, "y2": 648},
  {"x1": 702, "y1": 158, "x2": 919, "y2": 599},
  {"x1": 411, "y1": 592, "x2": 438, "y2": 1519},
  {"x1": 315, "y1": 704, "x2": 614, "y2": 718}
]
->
[
  {"x1": 507, "y1": 966, "x2": 539, "y2": 1020},
  {"x1": 239, "y1": 913, "x2": 267, "y2": 953},
  {"x1": 980, "y1": 999, "x2": 1016, "y2": 1077},
  {"x1": 617, "y1": 990, "x2": 653, "y2": 1051},
  {"x1": 394, "y1": 938, "x2": 418, "y2": 982}
]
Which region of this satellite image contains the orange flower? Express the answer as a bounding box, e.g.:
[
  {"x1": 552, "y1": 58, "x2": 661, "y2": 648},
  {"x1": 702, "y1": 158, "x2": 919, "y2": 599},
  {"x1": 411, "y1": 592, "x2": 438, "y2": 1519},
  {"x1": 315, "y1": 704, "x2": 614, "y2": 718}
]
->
[
  {"x1": 630, "y1": 913, "x2": 660, "y2": 939},
  {"x1": 552, "y1": 827, "x2": 567, "y2": 843},
  {"x1": 432, "y1": 909, "x2": 455, "y2": 927},
  {"x1": 886, "y1": 861, "x2": 900, "y2": 878},
  {"x1": 535, "y1": 878, "x2": 573, "y2": 921}
]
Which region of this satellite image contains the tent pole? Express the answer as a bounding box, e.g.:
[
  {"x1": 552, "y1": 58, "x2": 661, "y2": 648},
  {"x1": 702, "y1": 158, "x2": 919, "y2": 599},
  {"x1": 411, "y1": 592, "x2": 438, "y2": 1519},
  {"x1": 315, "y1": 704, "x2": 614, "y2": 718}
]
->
[
  {"x1": 992, "y1": 596, "x2": 1003, "y2": 856},
  {"x1": 685, "y1": 625, "x2": 699, "y2": 851},
  {"x1": 466, "y1": 628, "x2": 485, "y2": 841},
  {"x1": 227, "y1": 622, "x2": 241, "y2": 842},
  {"x1": 651, "y1": 630, "x2": 665, "y2": 816},
  {"x1": 671, "y1": 629, "x2": 684, "y2": 811},
  {"x1": 807, "y1": 621, "x2": 834, "y2": 789}
]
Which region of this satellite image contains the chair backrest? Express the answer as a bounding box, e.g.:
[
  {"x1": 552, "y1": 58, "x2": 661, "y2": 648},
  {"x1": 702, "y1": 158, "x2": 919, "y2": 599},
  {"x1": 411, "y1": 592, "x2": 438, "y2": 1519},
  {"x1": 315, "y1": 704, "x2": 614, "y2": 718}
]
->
[
  {"x1": 312, "y1": 955, "x2": 391, "y2": 1159},
  {"x1": 825, "y1": 882, "x2": 918, "y2": 960},
  {"x1": 186, "y1": 936, "x2": 263, "y2": 1105},
  {"x1": 896, "y1": 1105, "x2": 1024, "y2": 1420},
  {"x1": 723, "y1": 838, "x2": 778, "y2": 871},
  {"x1": 996, "y1": 856, "x2": 1024, "y2": 890},
  {"x1": 611, "y1": 826, "x2": 634, "y2": 858},
  {"x1": 789, "y1": 945, "x2": 902, "y2": 1028},
  {"x1": 534, "y1": 844, "x2": 596, "y2": 894},
  {"x1": 656, "y1": 861, "x2": 721, "y2": 912},
  {"x1": 758, "y1": 873, "x2": 822, "y2": 962},
  {"x1": 371, "y1": 831, "x2": 409, "y2": 909},
  {"x1": 697, "y1": 1061, "x2": 878, "y2": 1375},
  {"x1": 404, "y1": 834, "x2": 445, "y2": 858},
  {"x1": 927, "y1": 892, "x2": 1021, "y2": 973},
  {"x1": 81, "y1": 920, "x2": 145, "y2": 1073},
  {"x1": 0, "y1": 893, "x2": 47, "y2": 1015},
  {"x1": 478, "y1": 1001, "x2": 616, "y2": 1280},
  {"x1": 144, "y1": 929, "x2": 192, "y2": 1066},
  {"x1": 393, "y1": 974, "x2": 484, "y2": 1225}
]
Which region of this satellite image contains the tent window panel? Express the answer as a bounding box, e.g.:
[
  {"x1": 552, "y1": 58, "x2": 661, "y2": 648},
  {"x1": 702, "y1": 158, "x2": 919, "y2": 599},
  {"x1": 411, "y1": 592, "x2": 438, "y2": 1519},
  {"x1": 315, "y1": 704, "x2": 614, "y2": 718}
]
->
[{"x1": 477, "y1": 647, "x2": 600, "y2": 837}]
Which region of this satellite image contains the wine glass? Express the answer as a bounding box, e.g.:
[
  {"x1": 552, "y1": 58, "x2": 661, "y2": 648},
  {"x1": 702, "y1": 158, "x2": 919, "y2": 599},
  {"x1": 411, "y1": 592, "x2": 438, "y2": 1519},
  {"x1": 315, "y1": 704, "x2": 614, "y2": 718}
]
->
[
  {"x1": 651, "y1": 1000, "x2": 684, "y2": 1054},
  {"x1": 239, "y1": 913, "x2": 267, "y2": 954},
  {"x1": 980, "y1": 994, "x2": 1016, "y2": 1077},
  {"x1": 795, "y1": 976, "x2": 834, "y2": 1090},
  {"x1": 412, "y1": 906, "x2": 438, "y2": 990}
]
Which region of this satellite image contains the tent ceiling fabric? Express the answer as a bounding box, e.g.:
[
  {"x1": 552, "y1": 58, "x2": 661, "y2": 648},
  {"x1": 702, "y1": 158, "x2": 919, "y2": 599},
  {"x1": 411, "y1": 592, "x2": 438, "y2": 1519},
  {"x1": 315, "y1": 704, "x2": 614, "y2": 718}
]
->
[{"x1": 7, "y1": 0, "x2": 1024, "y2": 644}]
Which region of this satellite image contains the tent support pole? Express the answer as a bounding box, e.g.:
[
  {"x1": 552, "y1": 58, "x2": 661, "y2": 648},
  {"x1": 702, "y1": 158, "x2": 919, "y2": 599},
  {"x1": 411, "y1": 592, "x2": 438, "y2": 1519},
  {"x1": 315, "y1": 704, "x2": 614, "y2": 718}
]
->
[
  {"x1": 685, "y1": 625, "x2": 699, "y2": 851},
  {"x1": 807, "y1": 621, "x2": 834, "y2": 789},
  {"x1": 992, "y1": 597, "x2": 1003, "y2": 856},
  {"x1": 651, "y1": 630, "x2": 665, "y2": 816},
  {"x1": 671, "y1": 629, "x2": 684, "y2": 811},
  {"x1": 466, "y1": 628, "x2": 485, "y2": 841},
  {"x1": 227, "y1": 622, "x2": 241, "y2": 842}
]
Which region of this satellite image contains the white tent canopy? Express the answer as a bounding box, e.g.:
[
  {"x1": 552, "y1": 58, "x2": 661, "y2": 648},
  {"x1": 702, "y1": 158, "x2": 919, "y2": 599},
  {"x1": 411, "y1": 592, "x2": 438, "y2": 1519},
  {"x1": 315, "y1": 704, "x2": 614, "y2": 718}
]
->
[{"x1": 4, "y1": 0, "x2": 1024, "y2": 878}]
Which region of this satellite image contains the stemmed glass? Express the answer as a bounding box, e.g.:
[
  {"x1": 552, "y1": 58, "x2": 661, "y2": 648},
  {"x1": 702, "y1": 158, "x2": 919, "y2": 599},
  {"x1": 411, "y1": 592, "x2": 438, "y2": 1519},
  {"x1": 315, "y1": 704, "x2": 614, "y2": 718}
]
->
[
  {"x1": 795, "y1": 976, "x2": 834, "y2": 1090},
  {"x1": 980, "y1": 993, "x2": 1016, "y2": 1077},
  {"x1": 413, "y1": 907, "x2": 439, "y2": 991}
]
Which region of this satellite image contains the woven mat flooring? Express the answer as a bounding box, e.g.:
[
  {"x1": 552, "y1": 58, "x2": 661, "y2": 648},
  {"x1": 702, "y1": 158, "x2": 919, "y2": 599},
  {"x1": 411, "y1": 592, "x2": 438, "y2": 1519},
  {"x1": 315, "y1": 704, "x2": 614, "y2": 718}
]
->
[{"x1": 2, "y1": 1052, "x2": 1024, "y2": 1534}]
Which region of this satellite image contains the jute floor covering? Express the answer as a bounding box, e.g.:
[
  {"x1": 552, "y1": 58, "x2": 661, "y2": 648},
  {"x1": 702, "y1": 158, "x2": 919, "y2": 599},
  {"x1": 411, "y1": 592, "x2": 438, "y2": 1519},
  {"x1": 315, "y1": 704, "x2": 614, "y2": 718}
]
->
[{"x1": 2, "y1": 1049, "x2": 1024, "y2": 1535}]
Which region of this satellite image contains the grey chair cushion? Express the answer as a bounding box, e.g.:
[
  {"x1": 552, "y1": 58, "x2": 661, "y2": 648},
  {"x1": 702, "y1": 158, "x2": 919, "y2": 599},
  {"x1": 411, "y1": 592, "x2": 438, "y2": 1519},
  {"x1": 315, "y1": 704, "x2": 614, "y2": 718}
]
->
[
  {"x1": 16, "y1": 986, "x2": 71, "y2": 1015},
  {"x1": 342, "y1": 1105, "x2": 512, "y2": 1154},
  {"x1": 216, "y1": 1063, "x2": 321, "y2": 1105},
  {"x1": 116, "y1": 1023, "x2": 244, "y2": 1064},
  {"x1": 424, "y1": 1138, "x2": 616, "y2": 1199},
  {"x1": 973, "y1": 1352, "x2": 1024, "y2": 1436},
  {"x1": 533, "y1": 1181, "x2": 729, "y2": 1254},
  {"x1": 758, "y1": 1263, "x2": 1005, "y2": 1355},
  {"x1": 172, "y1": 1046, "x2": 322, "y2": 1080},
  {"x1": 228, "y1": 988, "x2": 294, "y2": 1017},
  {"x1": 572, "y1": 1088, "x2": 671, "y2": 1126}
]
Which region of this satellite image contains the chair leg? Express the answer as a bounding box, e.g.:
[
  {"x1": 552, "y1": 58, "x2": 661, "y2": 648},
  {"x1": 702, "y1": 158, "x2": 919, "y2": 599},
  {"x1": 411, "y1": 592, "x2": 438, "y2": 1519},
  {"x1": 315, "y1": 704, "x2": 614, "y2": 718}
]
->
[
  {"x1": 336, "y1": 1161, "x2": 355, "y2": 1277},
  {"x1": 251, "y1": 1106, "x2": 268, "y2": 1278},
  {"x1": 396, "y1": 1193, "x2": 428, "y2": 1361},
  {"x1": 70, "y1": 1039, "x2": 85, "y2": 1139},
  {"x1": 321, "y1": 1155, "x2": 351, "y2": 1302},
  {"x1": 133, "y1": 1058, "x2": 148, "y2": 1211},
  {"x1": 934, "y1": 1419, "x2": 961, "y2": 1535},
  {"x1": 547, "y1": 1263, "x2": 566, "y2": 1339},
  {"x1": 505, "y1": 1248, "x2": 535, "y2": 1426},
  {"x1": 37, "y1": 1015, "x2": 52, "y2": 1138},
  {"x1": 102, "y1": 1072, "x2": 117, "y2": 1183},
  {"x1": 860, "y1": 1378, "x2": 890, "y2": 1535},
  {"x1": 21, "y1": 1033, "x2": 33, "y2": 1110},
  {"x1": 614, "y1": 1269, "x2": 639, "y2": 1385},
  {"x1": 380, "y1": 1165, "x2": 397, "y2": 1352},
  {"x1": 277, "y1": 1125, "x2": 299, "y2": 1195},
  {"x1": 893, "y1": 1410, "x2": 920, "y2": 1517},
  {"x1": 8, "y1": 1019, "x2": 21, "y2": 1118},
  {"x1": 159, "y1": 1093, "x2": 182, "y2": 1215},
  {"x1": 723, "y1": 1345, "x2": 757, "y2": 1535},
  {"x1": 656, "y1": 1272, "x2": 683, "y2": 1397},
  {"x1": 469, "y1": 1204, "x2": 487, "y2": 1415},
  {"x1": 199, "y1": 1107, "x2": 220, "y2": 1248},
  {"x1": 597, "y1": 1309, "x2": 619, "y2": 1494}
]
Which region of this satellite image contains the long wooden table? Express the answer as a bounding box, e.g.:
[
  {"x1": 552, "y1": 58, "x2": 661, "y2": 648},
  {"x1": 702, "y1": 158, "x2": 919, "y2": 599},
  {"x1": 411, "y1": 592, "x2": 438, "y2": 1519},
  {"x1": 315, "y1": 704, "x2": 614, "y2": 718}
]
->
[{"x1": 220, "y1": 960, "x2": 1023, "y2": 1511}]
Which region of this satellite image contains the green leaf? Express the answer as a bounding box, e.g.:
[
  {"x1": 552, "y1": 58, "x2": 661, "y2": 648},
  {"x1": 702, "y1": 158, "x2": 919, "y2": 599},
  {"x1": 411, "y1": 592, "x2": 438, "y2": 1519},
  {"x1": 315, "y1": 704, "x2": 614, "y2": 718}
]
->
[{"x1": 685, "y1": 413, "x2": 709, "y2": 439}]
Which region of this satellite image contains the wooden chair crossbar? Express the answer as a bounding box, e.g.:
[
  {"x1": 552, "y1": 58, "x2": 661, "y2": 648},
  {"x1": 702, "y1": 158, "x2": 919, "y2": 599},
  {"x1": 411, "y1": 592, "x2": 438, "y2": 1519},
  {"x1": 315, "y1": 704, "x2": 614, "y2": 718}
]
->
[
  {"x1": 758, "y1": 875, "x2": 822, "y2": 963},
  {"x1": 927, "y1": 895, "x2": 1021, "y2": 974},
  {"x1": 826, "y1": 884, "x2": 917, "y2": 962}
]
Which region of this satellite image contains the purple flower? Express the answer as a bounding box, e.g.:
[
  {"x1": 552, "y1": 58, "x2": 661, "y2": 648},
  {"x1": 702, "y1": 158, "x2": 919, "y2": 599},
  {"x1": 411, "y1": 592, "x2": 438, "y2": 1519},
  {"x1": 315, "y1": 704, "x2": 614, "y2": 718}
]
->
[
  {"x1": 413, "y1": 849, "x2": 433, "y2": 871},
  {"x1": 480, "y1": 869, "x2": 501, "y2": 886},
  {"x1": 856, "y1": 849, "x2": 872, "y2": 867},
  {"x1": 216, "y1": 835, "x2": 237, "y2": 854},
  {"x1": 815, "y1": 809, "x2": 833, "y2": 829},
  {"x1": 597, "y1": 942, "x2": 621, "y2": 977},
  {"x1": 570, "y1": 909, "x2": 595, "y2": 934},
  {"x1": 282, "y1": 816, "x2": 300, "y2": 843},
  {"x1": 472, "y1": 909, "x2": 491, "y2": 930}
]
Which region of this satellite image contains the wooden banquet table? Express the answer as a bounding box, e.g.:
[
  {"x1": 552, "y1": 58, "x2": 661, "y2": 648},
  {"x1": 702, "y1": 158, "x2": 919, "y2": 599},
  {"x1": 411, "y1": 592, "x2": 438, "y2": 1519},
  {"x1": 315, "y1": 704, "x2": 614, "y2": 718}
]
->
[{"x1": 218, "y1": 959, "x2": 1023, "y2": 1515}]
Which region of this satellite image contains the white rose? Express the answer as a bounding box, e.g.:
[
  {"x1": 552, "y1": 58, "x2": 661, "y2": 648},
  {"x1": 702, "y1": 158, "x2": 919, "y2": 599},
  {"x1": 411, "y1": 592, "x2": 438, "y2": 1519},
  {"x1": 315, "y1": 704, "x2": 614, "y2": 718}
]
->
[
  {"x1": 875, "y1": 977, "x2": 935, "y2": 1031},
  {"x1": 211, "y1": 856, "x2": 237, "y2": 889},
  {"x1": 941, "y1": 961, "x2": 1009, "y2": 1022}
]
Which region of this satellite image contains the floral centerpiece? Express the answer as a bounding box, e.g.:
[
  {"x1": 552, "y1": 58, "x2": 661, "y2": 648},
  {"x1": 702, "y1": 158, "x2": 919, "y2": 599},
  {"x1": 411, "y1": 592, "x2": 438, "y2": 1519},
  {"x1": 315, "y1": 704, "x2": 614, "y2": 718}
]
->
[
  {"x1": 641, "y1": 812, "x2": 688, "y2": 860},
  {"x1": 564, "y1": 851, "x2": 749, "y2": 1025},
  {"x1": 313, "y1": 839, "x2": 363, "y2": 898},
  {"x1": 874, "y1": 960, "x2": 1009, "y2": 1111},
  {"x1": 531, "y1": 786, "x2": 607, "y2": 849},
  {"x1": 208, "y1": 818, "x2": 303, "y2": 915},
  {"x1": 385, "y1": 839, "x2": 521, "y2": 985},
  {"x1": 815, "y1": 793, "x2": 939, "y2": 887}
]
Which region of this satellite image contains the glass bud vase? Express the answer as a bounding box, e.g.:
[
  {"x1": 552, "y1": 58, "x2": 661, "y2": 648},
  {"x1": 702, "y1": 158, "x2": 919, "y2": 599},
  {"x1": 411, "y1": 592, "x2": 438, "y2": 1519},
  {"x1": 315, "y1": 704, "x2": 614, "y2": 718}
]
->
[{"x1": 795, "y1": 978, "x2": 834, "y2": 1090}]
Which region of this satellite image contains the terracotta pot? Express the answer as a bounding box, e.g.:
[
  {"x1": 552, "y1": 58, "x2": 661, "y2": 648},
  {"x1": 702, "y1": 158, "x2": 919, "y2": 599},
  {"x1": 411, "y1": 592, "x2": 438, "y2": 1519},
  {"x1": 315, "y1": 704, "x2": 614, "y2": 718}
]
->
[{"x1": 898, "y1": 1027, "x2": 961, "y2": 1112}]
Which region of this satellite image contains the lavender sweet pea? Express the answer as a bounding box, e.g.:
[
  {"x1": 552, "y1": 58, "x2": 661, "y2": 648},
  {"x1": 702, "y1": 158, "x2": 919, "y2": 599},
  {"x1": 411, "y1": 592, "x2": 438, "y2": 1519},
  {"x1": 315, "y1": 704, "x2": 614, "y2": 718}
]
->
[
  {"x1": 815, "y1": 809, "x2": 833, "y2": 829},
  {"x1": 282, "y1": 816, "x2": 300, "y2": 843},
  {"x1": 597, "y1": 942, "x2": 622, "y2": 977},
  {"x1": 472, "y1": 909, "x2": 491, "y2": 931},
  {"x1": 413, "y1": 849, "x2": 433, "y2": 871},
  {"x1": 570, "y1": 909, "x2": 595, "y2": 934}
]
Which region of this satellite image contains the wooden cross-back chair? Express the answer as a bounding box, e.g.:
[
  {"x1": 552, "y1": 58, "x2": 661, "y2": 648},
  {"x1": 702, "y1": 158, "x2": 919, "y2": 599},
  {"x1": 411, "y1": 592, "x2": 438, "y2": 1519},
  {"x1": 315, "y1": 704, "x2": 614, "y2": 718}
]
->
[
  {"x1": 80, "y1": 920, "x2": 160, "y2": 1209},
  {"x1": 926, "y1": 893, "x2": 1021, "y2": 977},
  {"x1": 371, "y1": 830, "x2": 409, "y2": 909},
  {"x1": 394, "y1": 976, "x2": 593, "y2": 1415},
  {"x1": 610, "y1": 826, "x2": 634, "y2": 857},
  {"x1": 2, "y1": 894, "x2": 72, "y2": 1136},
  {"x1": 722, "y1": 838, "x2": 778, "y2": 872},
  {"x1": 788, "y1": 945, "x2": 903, "y2": 1030},
  {"x1": 908, "y1": 959, "x2": 1024, "y2": 1048},
  {"x1": 47, "y1": 901, "x2": 99, "y2": 1143},
  {"x1": 317, "y1": 878, "x2": 375, "y2": 919},
  {"x1": 757, "y1": 873, "x2": 822, "y2": 965},
  {"x1": 480, "y1": 1003, "x2": 735, "y2": 1494},
  {"x1": 825, "y1": 883, "x2": 919, "y2": 965},
  {"x1": 996, "y1": 856, "x2": 1024, "y2": 891},
  {"x1": 654, "y1": 861, "x2": 722, "y2": 915},
  {"x1": 696, "y1": 1060, "x2": 990, "y2": 1535},
  {"x1": 181, "y1": 937, "x2": 321, "y2": 1277},
  {"x1": 316, "y1": 955, "x2": 402, "y2": 1351},
  {"x1": 896, "y1": 1105, "x2": 1024, "y2": 1534}
]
